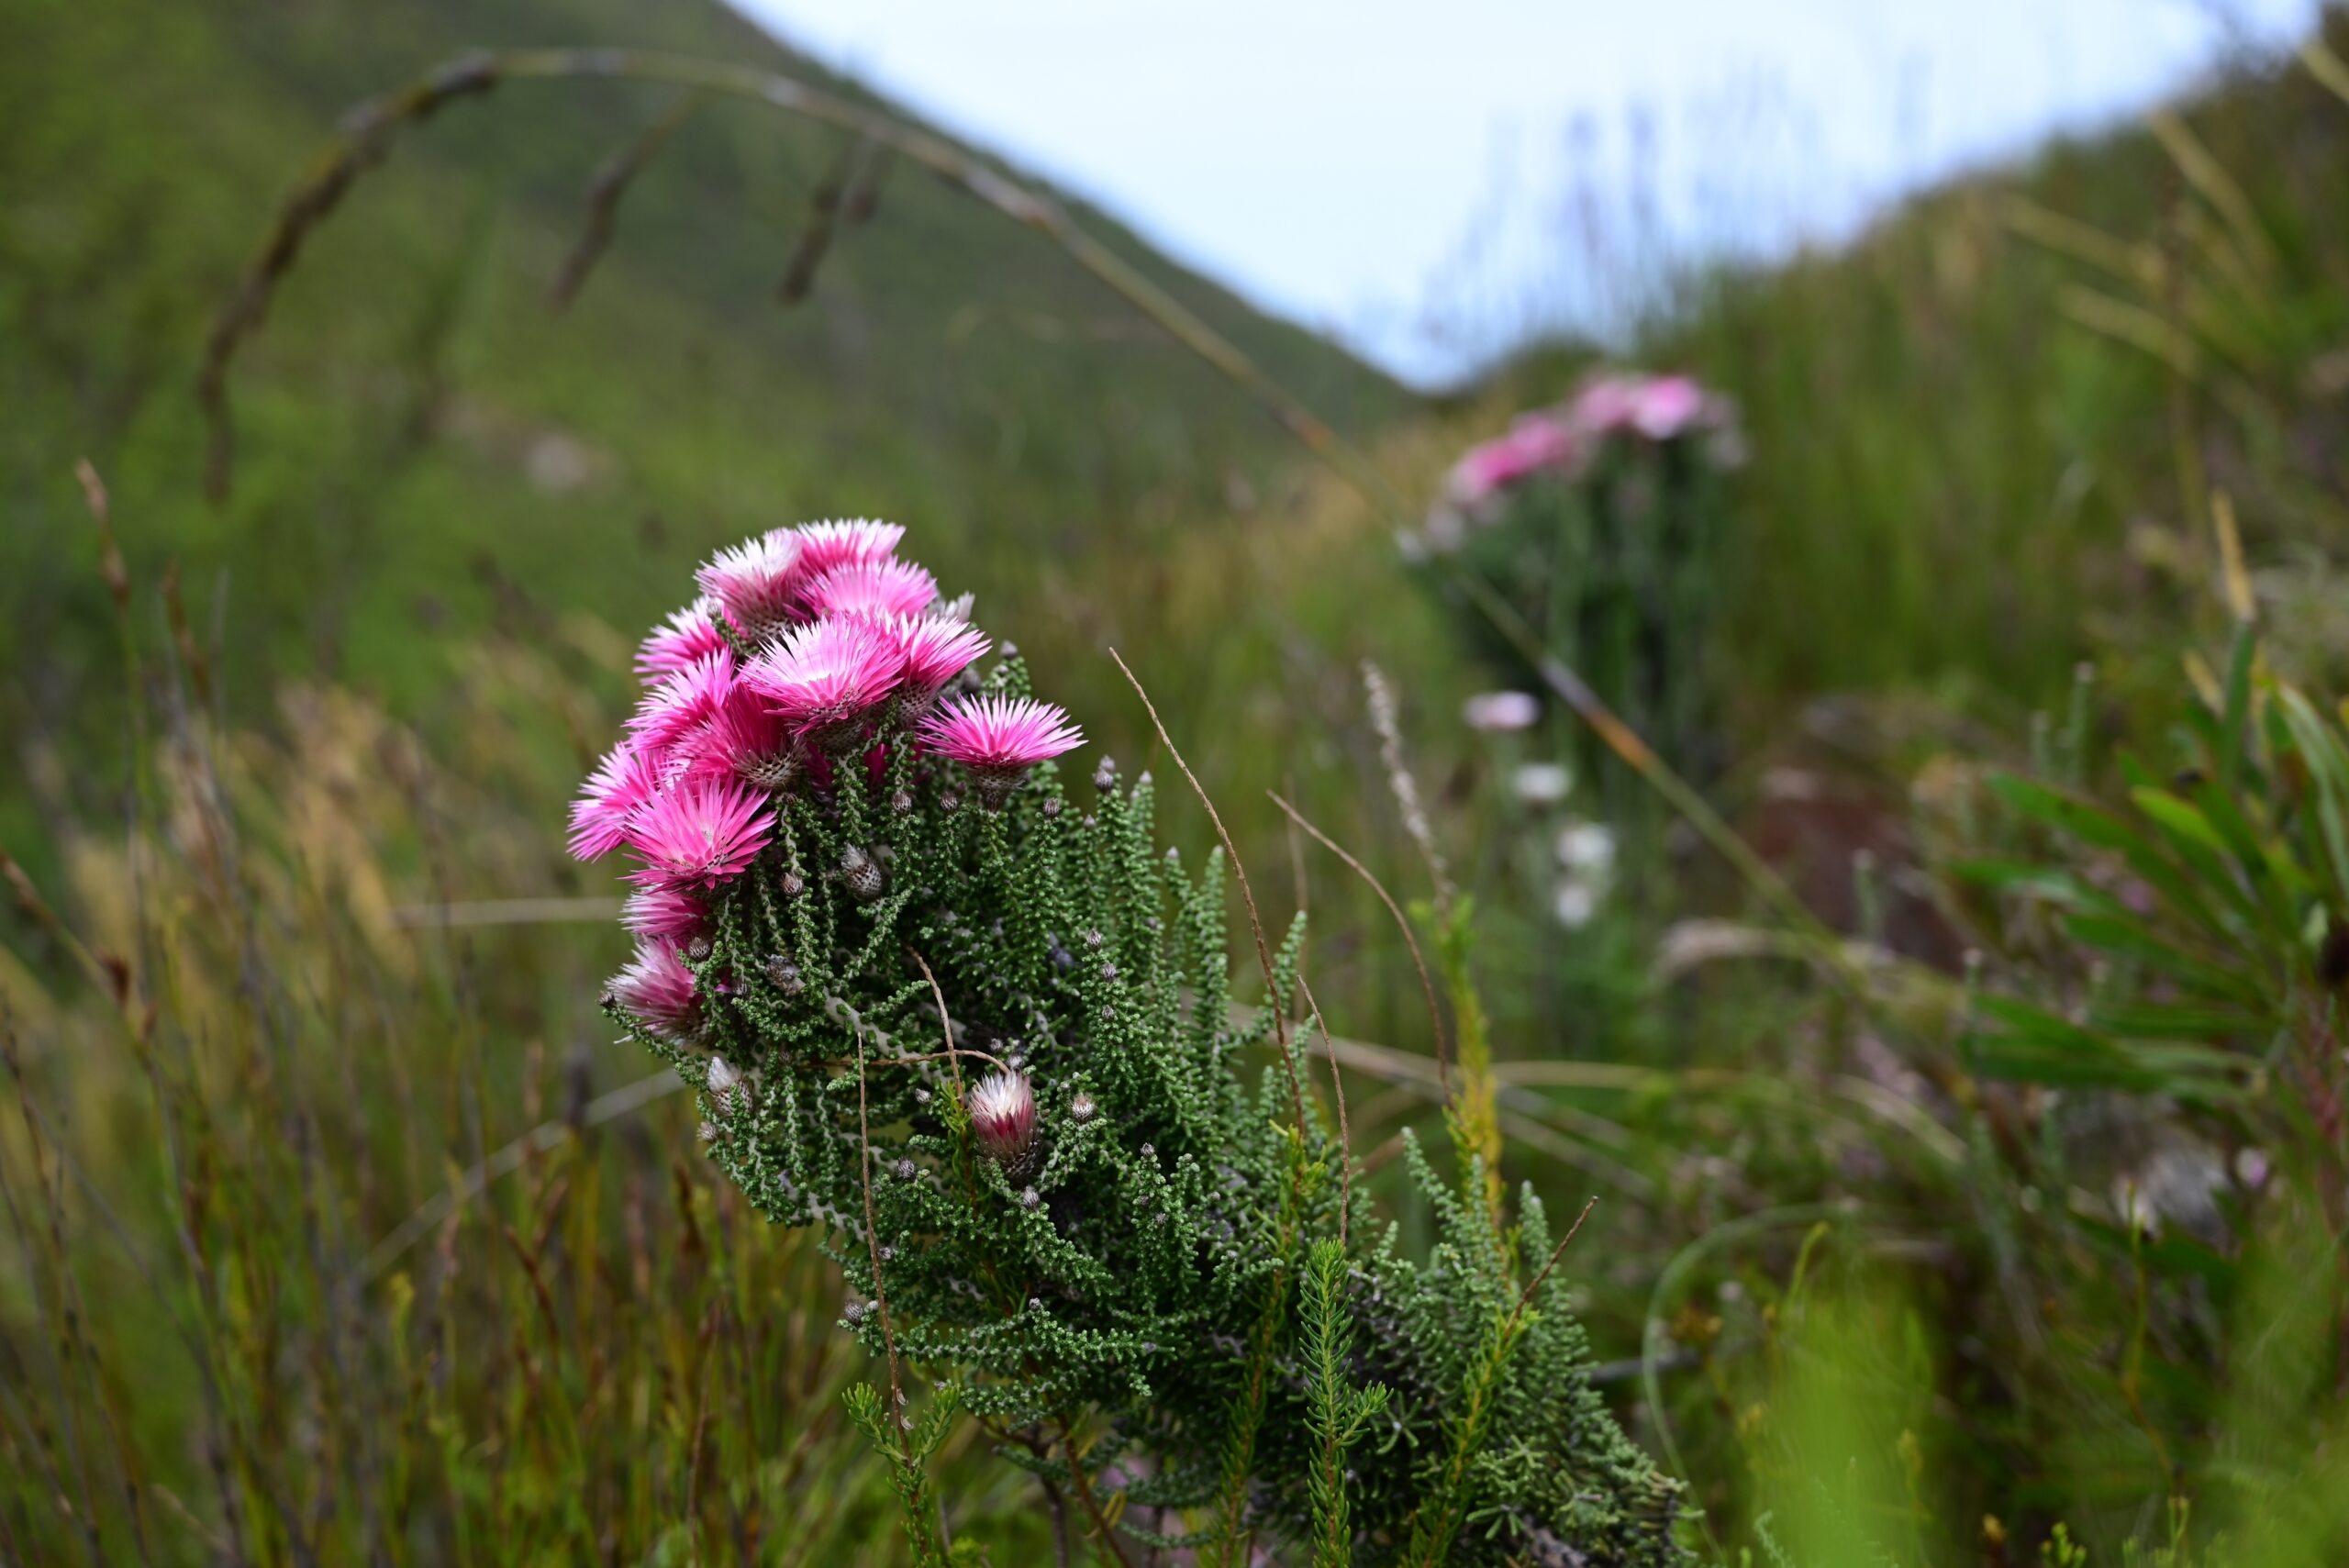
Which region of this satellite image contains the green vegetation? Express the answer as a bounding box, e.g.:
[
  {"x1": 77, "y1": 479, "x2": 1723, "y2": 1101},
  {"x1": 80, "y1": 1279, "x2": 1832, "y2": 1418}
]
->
[{"x1": 10, "y1": 0, "x2": 2349, "y2": 1559}]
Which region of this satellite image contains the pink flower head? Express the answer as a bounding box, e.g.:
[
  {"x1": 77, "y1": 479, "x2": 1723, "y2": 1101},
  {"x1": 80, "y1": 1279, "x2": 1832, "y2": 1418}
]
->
[
  {"x1": 921, "y1": 694, "x2": 1084, "y2": 807},
  {"x1": 678, "y1": 681, "x2": 801, "y2": 791},
  {"x1": 696, "y1": 534, "x2": 807, "y2": 644},
  {"x1": 967, "y1": 1069, "x2": 1036, "y2": 1167},
  {"x1": 790, "y1": 518, "x2": 905, "y2": 578},
  {"x1": 627, "y1": 649, "x2": 737, "y2": 756},
  {"x1": 637, "y1": 597, "x2": 734, "y2": 681},
  {"x1": 883, "y1": 614, "x2": 991, "y2": 705},
  {"x1": 1448, "y1": 413, "x2": 1582, "y2": 507},
  {"x1": 800, "y1": 558, "x2": 939, "y2": 621},
  {"x1": 1566, "y1": 374, "x2": 1643, "y2": 434},
  {"x1": 743, "y1": 616, "x2": 904, "y2": 740},
  {"x1": 569, "y1": 740, "x2": 665, "y2": 861},
  {"x1": 1463, "y1": 691, "x2": 1541, "y2": 732},
  {"x1": 622, "y1": 885, "x2": 708, "y2": 941},
  {"x1": 608, "y1": 940, "x2": 701, "y2": 1038},
  {"x1": 1627, "y1": 375, "x2": 1706, "y2": 440},
  {"x1": 624, "y1": 775, "x2": 775, "y2": 891}
]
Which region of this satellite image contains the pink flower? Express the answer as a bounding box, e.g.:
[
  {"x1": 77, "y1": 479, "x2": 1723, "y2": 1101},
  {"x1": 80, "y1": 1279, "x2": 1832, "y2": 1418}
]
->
[
  {"x1": 1628, "y1": 375, "x2": 1706, "y2": 439},
  {"x1": 1463, "y1": 691, "x2": 1541, "y2": 732},
  {"x1": 696, "y1": 534, "x2": 807, "y2": 643},
  {"x1": 622, "y1": 886, "x2": 707, "y2": 941},
  {"x1": 637, "y1": 597, "x2": 734, "y2": 681},
  {"x1": 883, "y1": 614, "x2": 991, "y2": 705},
  {"x1": 624, "y1": 776, "x2": 775, "y2": 891},
  {"x1": 742, "y1": 617, "x2": 904, "y2": 740},
  {"x1": 1566, "y1": 375, "x2": 1643, "y2": 434},
  {"x1": 627, "y1": 649, "x2": 737, "y2": 755},
  {"x1": 609, "y1": 940, "x2": 701, "y2": 1037},
  {"x1": 678, "y1": 682, "x2": 801, "y2": 791},
  {"x1": 921, "y1": 694, "x2": 1084, "y2": 806},
  {"x1": 1448, "y1": 414, "x2": 1582, "y2": 506},
  {"x1": 967, "y1": 1069, "x2": 1036, "y2": 1167},
  {"x1": 790, "y1": 518, "x2": 905, "y2": 578},
  {"x1": 569, "y1": 740, "x2": 665, "y2": 861},
  {"x1": 800, "y1": 559, "x2": 939, "y2": 621}
]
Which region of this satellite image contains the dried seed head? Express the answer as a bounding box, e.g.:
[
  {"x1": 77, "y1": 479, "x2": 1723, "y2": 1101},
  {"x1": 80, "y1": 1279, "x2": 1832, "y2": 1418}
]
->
[
  {"x1": 840, "y1": 844, "x2": 885, "y2": 903},
  {"x1": 940, "y1": 791, "x2": 962, "y2": 813},
  {"x1": 765, "y1": 954, "x2": 805, "y2": 994},
  {"x1": 1069, "y1": 1092, "x2": 1097, "y2": 1124},
  {"x1": 707, "y1": 1058, "x2": 740, "y2": 1095},
  {"x1": 697, "y1": 1120, "x2": 718, "y2": 1143},
  {"x1": 968, "y1": 1069, "x2": 1037, "y2": 1166}
]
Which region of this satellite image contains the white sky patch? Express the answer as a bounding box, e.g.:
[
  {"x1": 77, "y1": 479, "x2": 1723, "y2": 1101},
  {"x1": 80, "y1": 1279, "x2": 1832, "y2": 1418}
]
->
[{"x1": 733, "y1": 0, "x2": 2320, "y2": 385}]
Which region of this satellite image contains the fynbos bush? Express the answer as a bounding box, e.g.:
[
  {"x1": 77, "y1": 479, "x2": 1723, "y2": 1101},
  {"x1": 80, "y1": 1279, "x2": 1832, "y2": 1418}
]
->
[{"x1": 572, "y1": 519, "x2": 1686, "y2": 1564}]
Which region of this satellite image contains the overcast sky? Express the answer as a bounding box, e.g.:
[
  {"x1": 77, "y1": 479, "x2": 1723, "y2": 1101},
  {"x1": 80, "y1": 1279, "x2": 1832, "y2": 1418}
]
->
[{"x1": 734, "y1": 0, "x2": 2320, "y2": 385}]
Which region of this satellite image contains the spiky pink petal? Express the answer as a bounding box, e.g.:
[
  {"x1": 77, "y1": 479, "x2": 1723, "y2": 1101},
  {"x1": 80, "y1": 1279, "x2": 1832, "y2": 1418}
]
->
[
  {"x1": 677, "y1": 681, "x2": 801, "y2": 790},
  {"x1": 624, "y1": 776, "x2": 775, "y2": 891},
  {"x1": 627, "y1": 649, "x2": 736, "y2": 755},
  {"x1": 790, "y1": 518, "x2": 905, "y2": 578},
  {"x1": 921, "y1": 695, "x2": 1085, "y2": 773},
  {"x1": 622, "y1": 886, "x2": 708, "y2": 941},
  {"x1": 742, "y1": 617, "x2": 904, "y2": 737},
  {"x1": 637, "y1": 597, "x2": 734, "y2": 681},
  {"x1": 800, "y1": 558, "x2": 939, "y2": 621},
  {"x1": 569, "y1": 740, "x2": 664, "y2": 861},
  {"x1": 882, "y1": 614, "x2": 991, "y2": 699},
  {"x1": 609, "y1": 940, "x2": 701, "y2": 1037},
  {"x1": 968, "y1": 1070, "x2": 1036, "y2": 1165},
  {"x1": 696, "y1": 534, "x2": 807, "y2": 643}
]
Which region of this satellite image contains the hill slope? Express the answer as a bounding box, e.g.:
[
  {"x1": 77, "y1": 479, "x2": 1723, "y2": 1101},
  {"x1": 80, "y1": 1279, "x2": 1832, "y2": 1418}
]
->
[{"x1": 0, "y1": 0, "x2": 1409, "y2": 779}]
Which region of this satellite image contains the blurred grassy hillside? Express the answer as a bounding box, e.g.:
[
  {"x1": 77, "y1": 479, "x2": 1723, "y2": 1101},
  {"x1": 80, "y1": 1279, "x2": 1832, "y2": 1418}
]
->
[{"x1": 0, "y1": 0, "x2": 1410, "y2": 856}]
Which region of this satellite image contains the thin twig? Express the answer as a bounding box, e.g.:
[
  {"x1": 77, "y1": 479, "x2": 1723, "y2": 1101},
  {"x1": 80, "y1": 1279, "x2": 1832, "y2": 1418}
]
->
[
  {"x1": 1109, "y1": 650, "x2": 1306, "y2": 1130},
  {"x1": 907, "y1": 950, "x2": 967, "y2": 1107},
  {"x1": 1501, "y1": 1196, "x2": 1598, "y2": 1345},
  {"x1": 1266, "y1": 792, "x2": 1452, "y2": 1097},
  {"x1": 1296, "y1": 973, "x2": 1353, "y2": 1249},
  {"x1": 552, "y1": 90, "x2": 704, "y2": 307},
  {"x1": 1054, "y1": 1410, "x2": 1138, "y2": 1568}
]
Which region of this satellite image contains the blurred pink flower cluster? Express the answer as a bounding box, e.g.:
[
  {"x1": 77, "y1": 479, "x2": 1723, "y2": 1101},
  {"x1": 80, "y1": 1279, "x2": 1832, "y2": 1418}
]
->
[
  {"x1": 1414, "y1": 371, "x2": 1739, "y2": 551},
  {"x1": 572, "y1": 519, "x2": 1084, "y2": 1036}
]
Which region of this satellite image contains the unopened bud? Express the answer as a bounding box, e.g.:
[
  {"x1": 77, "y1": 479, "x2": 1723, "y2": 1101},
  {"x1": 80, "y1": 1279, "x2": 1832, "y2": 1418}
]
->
[
  {"x1": 1084, "y1": 928, "x2": 1103, "y2": 950},
  {"x1": 765, "y1": 954, "x2": 806, "y2": 995},
  {"x1": 1093, "y1": 757, "x2": 1118, "y2": 792},
  {"x1": 1020, "y1": 1186, "x2": 1041, "y2": 1210},
  {"x1": 1070, "y1": 1092, "x2": 1097, "y2": 1124},
  {"x1": 781, "y1": 872, "x2": 806, "y2": 897},
  {"x1": 841, "y1": 845, "x2": 885, "y2": 903},
  {"x1": 893, "y1": 1158, "x2": 917, "y2": 1181},
  {"x1": 968, "y1": 1069, "x2": 1037, "y2": 1168},
  {"x1": 893, "y1": 789, "x2": 914, "y2": 814},
  {"x1": 1041, "y1": 797, "x2": 1062, "y2": 819},
  {"x1": 687, "y1": 935, "x2": 712, "y2": 962}
]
